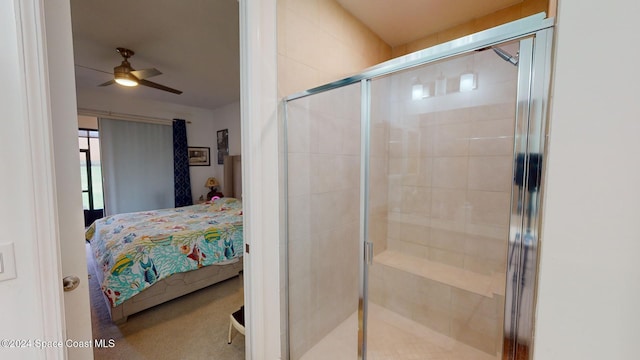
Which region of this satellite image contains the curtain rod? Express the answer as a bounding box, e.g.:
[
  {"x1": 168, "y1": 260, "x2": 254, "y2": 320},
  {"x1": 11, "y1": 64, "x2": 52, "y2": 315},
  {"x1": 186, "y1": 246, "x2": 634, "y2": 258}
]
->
[{"x1": 77, "y1": 108, "x2": 191, "y2": 125}]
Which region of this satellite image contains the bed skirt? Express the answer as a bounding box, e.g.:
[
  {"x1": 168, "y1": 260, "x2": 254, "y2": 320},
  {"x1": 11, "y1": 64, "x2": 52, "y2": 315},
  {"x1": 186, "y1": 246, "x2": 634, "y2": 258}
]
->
[{"x1": 89, "y1": 243, "x2": 243, "y2": 323}]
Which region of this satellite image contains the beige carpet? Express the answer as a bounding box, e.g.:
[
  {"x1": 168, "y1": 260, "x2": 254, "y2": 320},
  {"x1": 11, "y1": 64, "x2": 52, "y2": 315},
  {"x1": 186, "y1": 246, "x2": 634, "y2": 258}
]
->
[{"x1": 86, "y1": 244, "x2": 245, "y2": 359}]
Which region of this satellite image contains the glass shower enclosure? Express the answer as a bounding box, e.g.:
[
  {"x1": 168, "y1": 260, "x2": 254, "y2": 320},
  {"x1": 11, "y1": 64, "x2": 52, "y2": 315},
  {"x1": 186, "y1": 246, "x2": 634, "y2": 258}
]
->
[{"x1": 284, "y1": 14, "x2": 554, "y2": 360}]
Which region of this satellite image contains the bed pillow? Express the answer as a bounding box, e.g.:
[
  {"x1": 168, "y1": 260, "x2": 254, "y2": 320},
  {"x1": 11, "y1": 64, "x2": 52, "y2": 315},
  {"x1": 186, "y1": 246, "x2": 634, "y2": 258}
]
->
[{"x1": 209, "y1": 197, "x2": 242, "y2": 212}]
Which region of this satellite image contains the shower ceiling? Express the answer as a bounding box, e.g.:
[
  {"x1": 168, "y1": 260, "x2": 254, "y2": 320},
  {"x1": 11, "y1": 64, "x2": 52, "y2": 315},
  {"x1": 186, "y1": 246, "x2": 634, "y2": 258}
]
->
[{"x1": 335, "y1": 0, "x2": 525, "y2": 46}]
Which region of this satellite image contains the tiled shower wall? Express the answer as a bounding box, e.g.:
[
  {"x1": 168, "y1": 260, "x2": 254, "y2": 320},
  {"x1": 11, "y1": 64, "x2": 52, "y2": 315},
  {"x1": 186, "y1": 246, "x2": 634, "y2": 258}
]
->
[
  {"x1": 287, "y1": 84, "x2": 362, "y2": 359},
  {"x1": 368, "y1": 46, "x2": 519, "y2": 355},
  {"x1": 280, "y1": 2, "x2": 392, "y2": 357},
  {"x1": 277, "y1": 0, "x2": 391, "y2": 97},
  {"x1": 377, "y1": 47, "x2": 518, "y2": 275}
]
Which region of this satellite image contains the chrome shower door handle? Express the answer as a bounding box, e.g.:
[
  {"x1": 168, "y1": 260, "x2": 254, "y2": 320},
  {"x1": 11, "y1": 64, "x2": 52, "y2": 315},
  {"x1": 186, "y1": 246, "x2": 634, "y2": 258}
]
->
[
  {"x1": 365, "y1": 241, "x2": 374, "y2": 265},
  {"x1": 63, "y1": 275, "x2": 80, "y2": 292}
]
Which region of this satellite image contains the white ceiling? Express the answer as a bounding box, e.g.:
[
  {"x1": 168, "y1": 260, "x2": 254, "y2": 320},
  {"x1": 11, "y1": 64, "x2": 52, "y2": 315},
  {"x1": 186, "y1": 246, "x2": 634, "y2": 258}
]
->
[
  {"x1": 71, "y1": 0, "x2": 240, "y2": 111},
  {"x1": 70, "y1": 0, "x2": 522, "y2": 111}
]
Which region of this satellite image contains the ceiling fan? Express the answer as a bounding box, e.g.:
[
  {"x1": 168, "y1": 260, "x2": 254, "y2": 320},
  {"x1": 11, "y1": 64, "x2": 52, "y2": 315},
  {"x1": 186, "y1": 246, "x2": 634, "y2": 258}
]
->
[{"x1": 97, "y1": 47, "x2": 182, "y2": 94}]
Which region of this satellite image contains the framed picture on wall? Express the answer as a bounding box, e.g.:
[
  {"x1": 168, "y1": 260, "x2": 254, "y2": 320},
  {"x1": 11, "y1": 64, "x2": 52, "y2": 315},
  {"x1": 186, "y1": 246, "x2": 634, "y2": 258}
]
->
[
  {"x1": 188, "y1": 146, "x2": 210, "y2": 166},
  {"x1": 217, "y1": 129, "x2": 229, "y2": 165}
]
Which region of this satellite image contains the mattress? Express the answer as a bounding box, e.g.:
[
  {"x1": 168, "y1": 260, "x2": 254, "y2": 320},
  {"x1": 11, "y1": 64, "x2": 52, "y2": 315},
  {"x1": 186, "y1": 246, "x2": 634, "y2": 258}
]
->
[{"x1": 85, "y1": 197, "x2": 243, "y2": 307}]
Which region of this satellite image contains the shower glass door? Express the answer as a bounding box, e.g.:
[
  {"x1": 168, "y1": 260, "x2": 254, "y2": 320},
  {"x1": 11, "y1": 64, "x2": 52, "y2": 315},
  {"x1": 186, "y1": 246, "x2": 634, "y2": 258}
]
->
[
  {"x1": 285, "y1": 15, "x2": 553, "y2": 360},
  {"x1": 365, "y1": 41, "x2": 523, "y2": 359},
  {"x1": 286, "y1": 82, "x2": 362, "y2": 359}
]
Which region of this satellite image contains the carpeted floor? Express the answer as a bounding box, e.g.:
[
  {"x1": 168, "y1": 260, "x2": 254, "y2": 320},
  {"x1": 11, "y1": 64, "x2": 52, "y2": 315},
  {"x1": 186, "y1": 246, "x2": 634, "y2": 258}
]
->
[{"x1": 86, "y1": 244, "x2": 245, "y2": 359}]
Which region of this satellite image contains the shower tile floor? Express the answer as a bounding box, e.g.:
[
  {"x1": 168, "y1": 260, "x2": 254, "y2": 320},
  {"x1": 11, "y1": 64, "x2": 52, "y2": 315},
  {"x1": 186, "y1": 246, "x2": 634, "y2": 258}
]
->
[{"x1": 300, "y1": 302, "x2": 499, "y2": 360}]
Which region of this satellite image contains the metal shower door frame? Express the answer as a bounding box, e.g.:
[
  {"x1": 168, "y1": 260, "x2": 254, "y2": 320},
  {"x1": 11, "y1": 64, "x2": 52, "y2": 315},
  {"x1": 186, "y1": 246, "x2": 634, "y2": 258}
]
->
[{"x1": 283, "y1": 13, "x2": 554, "y2": 360}]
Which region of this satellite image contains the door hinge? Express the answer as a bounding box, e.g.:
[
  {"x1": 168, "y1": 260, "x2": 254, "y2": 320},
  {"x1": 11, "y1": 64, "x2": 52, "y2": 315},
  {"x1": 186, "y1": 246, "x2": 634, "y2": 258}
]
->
[{"x1": 245, "y1": 243, "x2": 250, "y2": 254}]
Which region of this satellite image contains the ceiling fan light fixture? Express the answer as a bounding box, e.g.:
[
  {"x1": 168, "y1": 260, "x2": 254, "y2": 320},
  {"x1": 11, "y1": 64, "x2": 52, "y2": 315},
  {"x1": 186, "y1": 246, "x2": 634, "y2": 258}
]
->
[
  {"x1": 97, "y1": 47, "x2": 181, "y2": 94},
  {"x1": 114, "y1": 72, "x2": 138, "y2": 87}
]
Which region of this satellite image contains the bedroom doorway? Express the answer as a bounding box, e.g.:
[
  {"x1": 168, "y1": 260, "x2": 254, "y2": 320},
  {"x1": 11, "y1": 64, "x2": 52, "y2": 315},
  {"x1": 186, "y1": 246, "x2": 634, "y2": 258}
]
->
[{"x1": 78, "y1": 126, "x2": 104, "y2": 227}]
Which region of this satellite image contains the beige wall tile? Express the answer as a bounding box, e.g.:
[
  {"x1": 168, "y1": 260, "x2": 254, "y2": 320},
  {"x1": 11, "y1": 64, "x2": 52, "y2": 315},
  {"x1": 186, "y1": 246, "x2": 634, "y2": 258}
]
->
[
  {"x1": 276, "y1": 1, "x2": 287, "y2": 56},
  {"x1": 472, "y1": 103, "x2": 516, "y2": 121},
  {"x1": 278, "y1": 0, "x2": 391, "y2": 97},
  {"x1": 288, "y1": 153, "x2": 312, "y2": 197},
  {"x1": 388, "y1": 127, "x2": 404, "y2": 157},
  {"x1": 399, "y1": 222, "x2": 431, "y2": 246},
  {"x1": 464, "y1": 255, "x2": 505, "y2": 276},
  {"x1": 469, "y1": 118, "x2": 515, "y2": 156},
  {"x1": 401, "y1": 185, "x2": 431, "y2": 216},
  {"x1": 369, "y1": 217, "x2": 388, "y2": 254},
  {"x1": 389, "y1": 239, "x2": 429, "y2": 259},
  {"x1": 466, "y1": 223, "x2": 508, "y2": 240},
  {"x1": 417, "y1": 156, "x2": 434, "y2": 188},
  {"x1": 286, "y1": 101, "x2": 312, "y2": 153},
  {"x1": 475, "y1": 6, "x2": 521, "y2": 31},
  {"x1": 315, "y1": 0, "x2": 348, "y2": 40},
  {"x1": 432, "y1": 157, "x2": 469, "y2": 189},
  {"x1": 419, "y1": 125, "x2": 436, "y2": 157},
  {"x1": 386, "y1": 220, "x2": 402, "y2": 242},
  {"x1": 401, "y1": 157, "x2": 420, "y2": 186},
  {"x1": 433, "y1": 121, "x2": 471, "y2": 156},
  {"x1": 450, "y1": 318, "x2": 498, "y2": 355},
  {"x1": 437, "y1": 22, "x2": 475, "y2": 44},
  {"x1": 467, "y1": 156, "x2": 513, "y2": 192},
  {"x1": 283, "y1": 8, "x2": 322, "y2": 67},
  {"x1": 370, "y1": 123, "x2": 389, "y2": 158},
  {"x1": 451, "y1": 288, "x2": 502, "y2": 321},
  {"x1": 465, "y1": 236, "x2": 507, "y2": 263},
  {"x1": 429, "y1": 227, "x2": 468, "y2": 252},
  {"x1": 431, "y1": 188, "x2": 467, "y2": 223},
  {"x1": 418, "y1": 278, "x2": 453, "y2": 312},
  {"x1": 427, "y1": 248, "x2": 465, "y2": 268},
  {"x1": 405, "y1": 33, "x2": 439, "y2": 54},
  {"x1": 391, "y1": 44, "x2": 407, "y2": 58},
  {"x1": 471, "y1": 79, "x2": 518, "y2": 107},
  {"x1": 288, "y1": 195, "x2": 311, "y2": 251},
  {"x1": 467, "y1": 190, "x2": 511, "y2": 227},
  {"x1": 310, "y1": 154, "x2": 337, "y2": 193},
  {"x1": 280, "y1": 57, "x2": 323, "y2": 96},
  {"x1": 406, "y1": 129, "x2": 421, "y2": 157},
  {"x1": 413, "y1": 307, "x2": 452, "y2": 336}
]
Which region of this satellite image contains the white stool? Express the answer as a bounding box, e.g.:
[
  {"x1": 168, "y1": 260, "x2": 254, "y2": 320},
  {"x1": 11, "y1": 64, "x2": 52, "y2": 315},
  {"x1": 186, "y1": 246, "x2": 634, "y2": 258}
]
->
[{"x1": 228, "y1": 306, "x2": 245, "y2": 344}]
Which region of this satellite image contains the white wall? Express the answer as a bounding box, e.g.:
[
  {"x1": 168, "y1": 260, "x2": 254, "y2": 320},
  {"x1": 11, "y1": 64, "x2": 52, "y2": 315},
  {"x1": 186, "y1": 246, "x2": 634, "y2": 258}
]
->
[
  {"x1": 77, "y1": 90, "x2": 240, "y2": 203},
  {"x1": 207, "y1": 101, "x2": 241, "y2": 196},
  {"x1": 534, "y1": 0, "x2": 640, "y2": 359}
]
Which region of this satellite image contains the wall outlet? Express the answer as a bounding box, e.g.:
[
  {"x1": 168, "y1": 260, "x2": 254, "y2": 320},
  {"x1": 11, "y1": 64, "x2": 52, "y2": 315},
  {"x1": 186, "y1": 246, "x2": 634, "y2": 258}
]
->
[{"x1": 0, "y1": 243, "x2": 16, "y2": 281}]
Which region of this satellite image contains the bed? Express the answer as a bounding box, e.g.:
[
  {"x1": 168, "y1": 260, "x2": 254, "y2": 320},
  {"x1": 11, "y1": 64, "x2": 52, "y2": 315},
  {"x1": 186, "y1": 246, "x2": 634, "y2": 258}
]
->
[{"x1": 86, "y1": 155, "x2": 244, "y2": 323}]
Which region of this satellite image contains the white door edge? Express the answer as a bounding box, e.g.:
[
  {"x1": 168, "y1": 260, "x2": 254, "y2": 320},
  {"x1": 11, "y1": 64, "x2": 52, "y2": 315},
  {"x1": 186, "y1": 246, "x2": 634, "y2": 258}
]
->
[
  {"x1": 240, "y1": 0, "x2": 281, "y2": 359},
  {"x1": 16, "y1": 0, "x2": 68, "y2": 357}
]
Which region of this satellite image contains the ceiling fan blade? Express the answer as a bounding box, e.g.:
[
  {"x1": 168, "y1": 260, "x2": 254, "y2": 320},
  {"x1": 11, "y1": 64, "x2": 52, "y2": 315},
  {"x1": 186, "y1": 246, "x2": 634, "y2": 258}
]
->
[
  {"x1": 75, "y1": 64, "x2": 112, "y2": 75},
  {"x1": 130, "y1": 68, "x2": 162, "y2": 80},
  {"x1": 139, "y1": 79, "x2": 183, "y2": 94},
  {"x1": 98, "y1": 79, "x2": 115, "y2": 87}
]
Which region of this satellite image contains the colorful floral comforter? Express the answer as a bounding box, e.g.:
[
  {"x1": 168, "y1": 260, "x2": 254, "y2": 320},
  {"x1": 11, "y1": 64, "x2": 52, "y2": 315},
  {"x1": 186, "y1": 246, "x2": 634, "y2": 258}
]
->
[{"x1": 86, "y1": 197, "x2": 243, "y2": 307}]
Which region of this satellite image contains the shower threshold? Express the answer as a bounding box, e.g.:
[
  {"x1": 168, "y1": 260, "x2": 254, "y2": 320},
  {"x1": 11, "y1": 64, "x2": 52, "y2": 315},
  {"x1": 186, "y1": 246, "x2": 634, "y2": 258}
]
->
[{"x1": 300, "y1": 302, "x2": 500, "y2": 360}]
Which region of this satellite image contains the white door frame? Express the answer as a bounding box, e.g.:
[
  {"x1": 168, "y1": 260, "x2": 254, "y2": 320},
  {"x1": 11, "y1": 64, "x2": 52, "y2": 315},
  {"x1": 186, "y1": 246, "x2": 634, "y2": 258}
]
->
[
  {"x1": 239, "y1": 0, "x2": 282, "y2": 359},
  {"x1": 19, "y1": 0, "x2": 284, "y2": 359},
  {"x1": 26, "y1": 0, "x2": 284, "y2": 359}
]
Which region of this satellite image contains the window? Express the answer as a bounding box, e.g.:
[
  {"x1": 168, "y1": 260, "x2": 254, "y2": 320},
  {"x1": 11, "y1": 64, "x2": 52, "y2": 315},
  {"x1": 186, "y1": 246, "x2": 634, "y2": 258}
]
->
[{"x1": 79, "y1": 128, "x2": 104, "y2": 226}]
